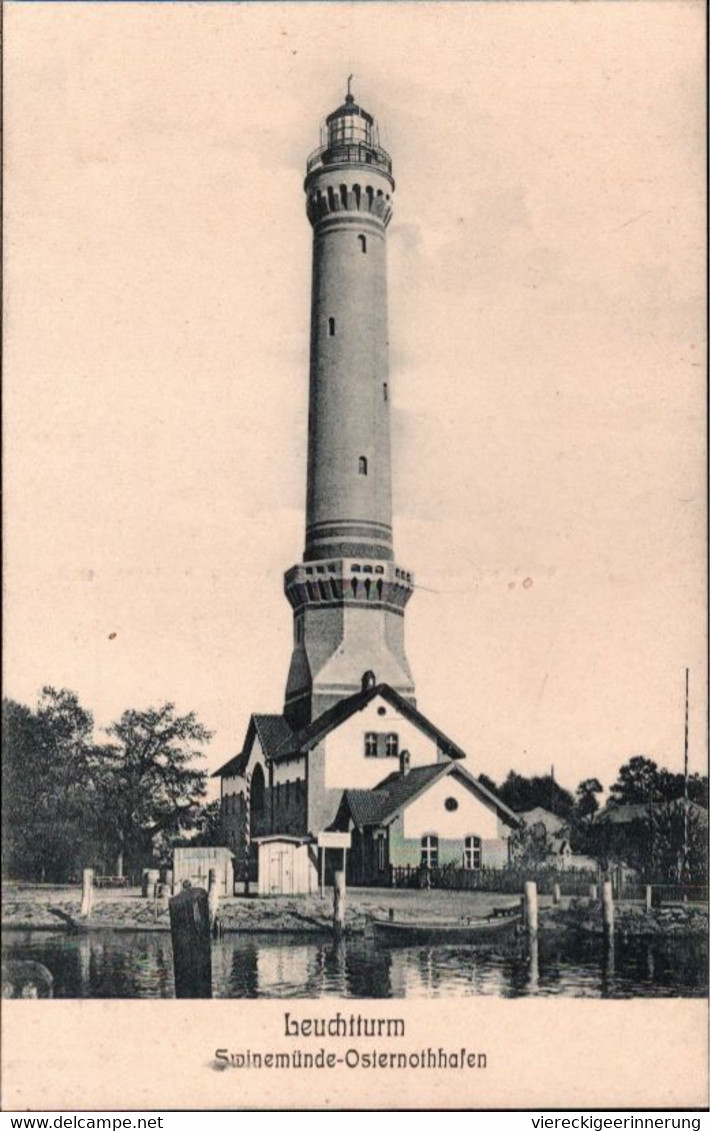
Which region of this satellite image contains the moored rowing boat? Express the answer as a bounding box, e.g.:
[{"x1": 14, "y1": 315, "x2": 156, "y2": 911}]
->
[{"x1": 370, "y1": 914, "x2": 522, "y2": 947}]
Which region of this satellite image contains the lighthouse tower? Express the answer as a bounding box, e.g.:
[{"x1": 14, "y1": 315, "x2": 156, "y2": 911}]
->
[{"x1": 283, "y1": 83, "x2": 416, "y2": 728}]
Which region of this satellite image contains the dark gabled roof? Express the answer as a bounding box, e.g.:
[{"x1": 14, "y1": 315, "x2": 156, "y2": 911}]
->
[
  {"x1": 272, "y1": 683, "x2": 467, "y2": 762},
  {"x1": 253, "y1": 713, "x2": 294, "y2": 760},
  {"x1": 596, "y1": 799, "x2": 709, "y2": 826},
  {"x1": 212, "y1": 749, "x2": 249, "y2": 779},
  {"x1": 212, "y1": 713, "x2": 294, "y2": 778},
  {"x1": 337, "y1": 761, "x2": 520, "y2": 830},
  {"x1": 344, "y1": 765, "x2": 447, "y2": 827}
]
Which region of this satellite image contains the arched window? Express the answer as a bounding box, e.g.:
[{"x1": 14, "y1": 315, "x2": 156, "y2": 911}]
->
[
  {"x1": 386, "y1": 733, "x2": 399, "y2": 758},
  {"x1": 358, "y1": 234, "x2": 367, "y2": 254},
  {"x1": 383, "y1": 382, "x2": 388, "y2": 402},
  {"x1": 464, "y1": 836, "x2": 482, "y2": 871},
  {"x1": 353, "y1": 184, "x2": 361, "y2": 209},
  {"x1": 376, "y1": 578, "x2": 383, "y2": 601},
  {"x1": 358, "y1": 456, "x2": 368, "y2": 476},
  {"x1": 364, "y1": 733, "x2": 378, "y2": 758},
  {"x1": 421, "y1": 835, "x2": 439, "y2": 869},
  {"x1": 328, "y1": 317, "x2": 335, "y2": 337},
  {"x1": 351, "y1": 577, "x2": 358, "y2": 598},
  {"x1": 250, "y1": 764, "x2": 265, "y2": 820}
]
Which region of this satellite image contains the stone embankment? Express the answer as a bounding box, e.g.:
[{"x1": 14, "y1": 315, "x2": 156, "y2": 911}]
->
[
  {"x1": 3, "y1": 886, "x2": 517, "y2": 935},
  {"x1": 547, "y1": 898, "x2": 708, "y2": 939},
  {"x1": 3, "y1": 885, "x2": 707, "y2": 938}
]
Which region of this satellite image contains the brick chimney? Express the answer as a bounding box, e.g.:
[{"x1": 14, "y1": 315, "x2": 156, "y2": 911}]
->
[{"x1": 399, "y1": 749, "x2": 411, "y2": 777}]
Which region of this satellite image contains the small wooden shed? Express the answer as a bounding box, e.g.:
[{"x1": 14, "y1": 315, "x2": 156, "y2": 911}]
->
[
  {"x1": 172, "y1": 846, "x2": 234, "y2": 896},
  {"x1": 254, "y1": 836, "x2": 318, "y2": 897}
]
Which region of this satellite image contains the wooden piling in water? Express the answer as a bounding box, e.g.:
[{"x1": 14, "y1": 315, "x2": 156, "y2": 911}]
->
[
  {"x1": 156, "y1": 882, "x2": 170, "y2": 912},
  {"x1": 552, "y1": 882, "x2": 561, "y2": 905},
  {"x1": 142, "y1": 868, "x2": 160, "y2": 898},
  {"x1": 80, "y1": 869, "x2": 94, "y2": 919},
  {"x1": 168, "y1": 887, "x2": 212, "y2": 998},
  {"x1": 524, "y1": 881, "x2": 538, "y2": 938},
  {"x1": 207, "y1": 867, "x2": 220, "y2": 937},
  {"x1": 589, "y1": 883, "x2": 598, "y2": 901},
  {"x1": 645, "y1": 884, "x2": 653, "y2": 912},
  {"x1": 333, "y1": 870, "x2": 346, "y2": 938},
  {"x1": 602, "y1": 880, "x2": 614, "y2": 939}
]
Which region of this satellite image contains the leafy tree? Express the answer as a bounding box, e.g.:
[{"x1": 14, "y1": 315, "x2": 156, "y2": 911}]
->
[
  {"x1": 506, "y1": 821, "x2": 555, "y2": 869},
  {"x1": 649, "y1": 803, "x2": 708, "y2": 884},
  {"x1": 575, "y1": 777, "x2": 603, "y2": 820},
  {"x1": 608, "y1": 756, "x2": 662, "y2": 805},
  {"x1": 190, "y1": 799, "x2": 224, "y2": 846},
  {"x1": 92, "y1": 703, "x2": 211, "y2": 877},
  {"x1": 609, "y1": 756, "x2": 709, "y2": 809},
  {"x1": 589, "y1": 802, "x2": 708, "y2": 884},
  {"x1": 2, "y1": 688, "x2": 99, "y2": 881},
  {"x1": 496, "y1": 770, "x2": 574, "y2": 819},
  {"x1": 171, "y1": 799, "x2": 224, "y2": 853},
  {"x1": 478, "y1": 773, "x2": 499, "y2": 795}
]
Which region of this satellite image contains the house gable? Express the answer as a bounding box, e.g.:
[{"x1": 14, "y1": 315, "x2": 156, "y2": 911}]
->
[
  {"x1": 323, "y1": 693, "x2": 446, "y2": 792},
  {"x1": 275, "y1": 682, "x2": 467, "y2": 762},
  {"x1": 400, "y1": 768, "x2": 502, "y2": 841}
]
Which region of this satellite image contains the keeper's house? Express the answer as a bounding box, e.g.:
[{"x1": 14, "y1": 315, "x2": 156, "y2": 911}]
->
[{"x1": 214, "y1": 677, "x2": 519, "y2": 887}]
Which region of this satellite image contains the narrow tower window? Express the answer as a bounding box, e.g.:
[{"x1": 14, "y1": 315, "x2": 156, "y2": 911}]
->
[
  {"x1": 383, "y1": 383, "x2": 388, "y2": 402},
  {"x1": 358, "y1": 234, "x2": 367, "y2": 254},
  {"x1": 328, "y1": 317, "x2": 335, "y2": 336},
  {"x1": 358, "y1": 456, "x2": 368, "y2": 476}
]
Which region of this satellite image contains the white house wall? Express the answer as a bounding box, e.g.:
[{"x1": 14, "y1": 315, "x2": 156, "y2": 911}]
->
[
  {"x1": 273, "y1": 757, "x2": 306, "y2": 786},
  {"x1": 402, "y1": 773, "x2": 500, "y2": 840}
]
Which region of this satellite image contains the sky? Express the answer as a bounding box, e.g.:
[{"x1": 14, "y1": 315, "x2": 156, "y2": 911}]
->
[{"x1": 4, "y1": 1, "x2": 706, "y2": 801}]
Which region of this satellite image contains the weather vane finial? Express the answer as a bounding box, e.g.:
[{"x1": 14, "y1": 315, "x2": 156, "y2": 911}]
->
[{"x1": 347, "y1": 73, "x2": 354, "y2": 99}]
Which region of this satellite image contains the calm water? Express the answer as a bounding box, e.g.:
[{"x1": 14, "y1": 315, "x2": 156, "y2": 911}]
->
[{"x1": 2, "y1": 929, "x2": 707, "y2": 999}]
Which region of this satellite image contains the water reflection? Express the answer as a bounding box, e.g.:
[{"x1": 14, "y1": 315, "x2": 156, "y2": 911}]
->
[{"x1": 2, "y1": 929, "x2": 707, "y2": 1001}]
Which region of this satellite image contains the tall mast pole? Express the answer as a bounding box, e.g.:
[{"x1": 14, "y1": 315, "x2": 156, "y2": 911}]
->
[{"x1": 683, "y1": 667, "x2": 689, "y2": 882}]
